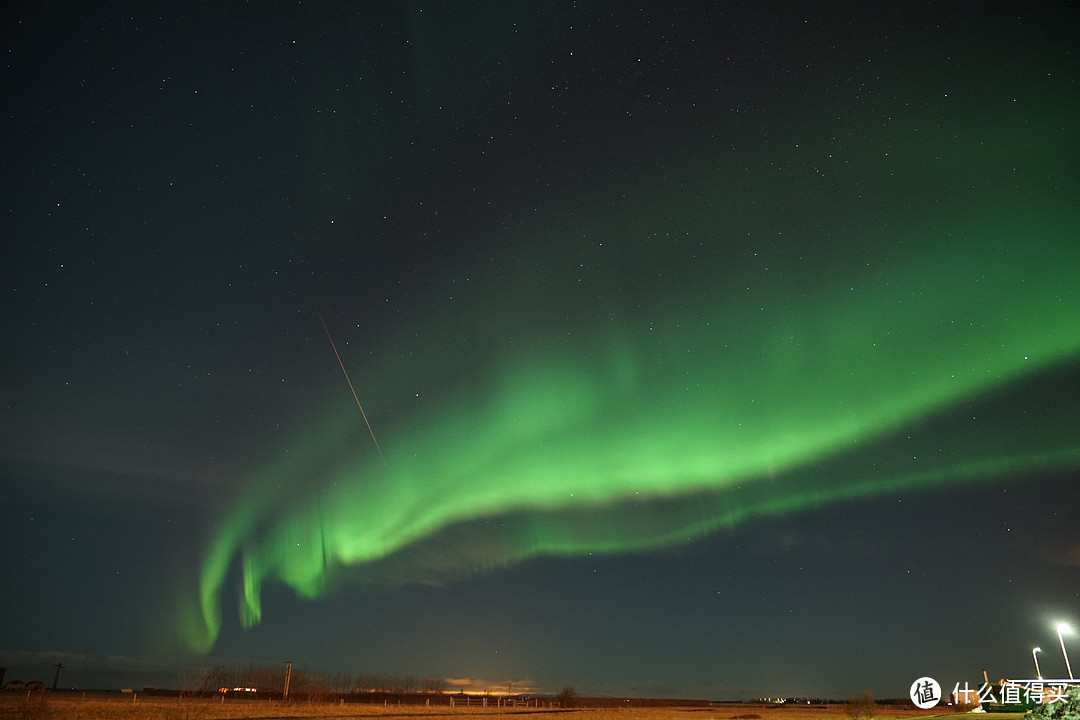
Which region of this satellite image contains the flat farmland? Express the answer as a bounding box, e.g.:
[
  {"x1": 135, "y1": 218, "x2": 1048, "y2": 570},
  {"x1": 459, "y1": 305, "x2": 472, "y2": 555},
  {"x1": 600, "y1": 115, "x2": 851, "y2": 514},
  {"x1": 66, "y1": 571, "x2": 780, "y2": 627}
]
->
[{"x1": 0, "y1": 694, "x2": 1024, "y2": 720}]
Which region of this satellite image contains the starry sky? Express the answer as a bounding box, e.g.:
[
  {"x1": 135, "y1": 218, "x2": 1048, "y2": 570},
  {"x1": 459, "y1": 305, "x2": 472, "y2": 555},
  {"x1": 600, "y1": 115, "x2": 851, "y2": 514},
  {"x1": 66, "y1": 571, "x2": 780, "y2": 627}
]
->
[{"x1": 3, "y1": 0, "x2": 1079, "y2": 701}]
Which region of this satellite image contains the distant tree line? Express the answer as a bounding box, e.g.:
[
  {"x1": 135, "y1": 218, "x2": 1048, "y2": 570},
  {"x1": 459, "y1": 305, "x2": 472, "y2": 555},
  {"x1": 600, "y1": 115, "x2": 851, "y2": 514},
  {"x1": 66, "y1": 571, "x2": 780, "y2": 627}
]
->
[
  {"x1": 353, "y1": 674, "x2": 446, "y2": 694},
  {"x1": 191, "y1": 666, "x2": 445, "y2": 696}
]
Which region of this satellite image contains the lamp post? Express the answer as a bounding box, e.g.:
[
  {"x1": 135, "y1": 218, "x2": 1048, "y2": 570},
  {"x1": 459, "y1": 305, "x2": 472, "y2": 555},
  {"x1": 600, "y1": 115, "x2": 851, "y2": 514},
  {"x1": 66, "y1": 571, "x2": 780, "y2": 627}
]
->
[
  {"x1": 1032, "y1": 647, "x2": 1042, "y2": 680},
  {"x1": 1057, "y1": 623, "x2": 1074, "y2": 681}
]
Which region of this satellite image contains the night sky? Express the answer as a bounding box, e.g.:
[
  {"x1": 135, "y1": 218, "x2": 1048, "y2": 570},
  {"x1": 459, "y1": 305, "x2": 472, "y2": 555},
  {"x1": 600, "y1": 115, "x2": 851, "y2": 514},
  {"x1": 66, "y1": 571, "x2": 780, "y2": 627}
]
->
[{"x1": 3, "y1": 0, "x2": 1080, "y2": 701}]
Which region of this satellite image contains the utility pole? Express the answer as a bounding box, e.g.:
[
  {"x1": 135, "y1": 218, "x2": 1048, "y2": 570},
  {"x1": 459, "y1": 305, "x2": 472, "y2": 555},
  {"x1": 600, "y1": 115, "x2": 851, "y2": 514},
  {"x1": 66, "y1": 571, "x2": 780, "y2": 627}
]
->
[
  {"x1": 53, "y1": 663, "x2": 64, "y2": 690},
  {"x1": 283, "y1": 662, "x2": 292, "y2": 702}
]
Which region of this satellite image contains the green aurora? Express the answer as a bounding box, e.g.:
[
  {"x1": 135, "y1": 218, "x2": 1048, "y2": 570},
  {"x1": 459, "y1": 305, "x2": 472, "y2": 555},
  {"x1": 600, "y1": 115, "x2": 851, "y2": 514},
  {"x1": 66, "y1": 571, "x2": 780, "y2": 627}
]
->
[{"x1": 184, "y1": 98, "x2": 1080, "y2": 654}]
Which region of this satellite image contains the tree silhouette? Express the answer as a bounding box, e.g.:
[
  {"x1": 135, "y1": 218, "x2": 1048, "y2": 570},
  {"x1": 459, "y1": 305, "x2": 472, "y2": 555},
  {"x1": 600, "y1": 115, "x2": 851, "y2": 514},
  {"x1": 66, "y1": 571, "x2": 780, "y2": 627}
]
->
[
  {"x1": 846, "y1": 691, "x2": 875, "y2": 720},
  {"x1": 557, "y1": 686, "x2": 579, "y2": 708}
]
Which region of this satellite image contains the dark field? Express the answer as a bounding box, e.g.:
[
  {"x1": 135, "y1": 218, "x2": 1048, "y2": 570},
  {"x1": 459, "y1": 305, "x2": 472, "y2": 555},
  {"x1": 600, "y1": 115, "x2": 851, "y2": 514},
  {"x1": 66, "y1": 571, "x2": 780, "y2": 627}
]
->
[{"x1": 0, "y1": 693, "x2": 1026, "y2": 720}]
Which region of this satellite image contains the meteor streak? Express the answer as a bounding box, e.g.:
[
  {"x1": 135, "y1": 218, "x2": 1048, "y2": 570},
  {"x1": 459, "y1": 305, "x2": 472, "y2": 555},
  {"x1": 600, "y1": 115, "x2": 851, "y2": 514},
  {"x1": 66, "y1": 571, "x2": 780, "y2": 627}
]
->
[{"x1": 314, "y1": 302, "x2": 383, "y2": 459}]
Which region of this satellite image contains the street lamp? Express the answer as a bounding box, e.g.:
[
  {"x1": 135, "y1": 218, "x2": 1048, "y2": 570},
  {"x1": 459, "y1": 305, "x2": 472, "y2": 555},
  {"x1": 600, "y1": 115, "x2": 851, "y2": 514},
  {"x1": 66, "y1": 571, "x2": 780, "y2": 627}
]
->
[
  {"x1": 1032, "y1": 647, "x2": 1042, "y2": 679},
  {"x1": 1057, "y1": 623, "x2": 1074, "y2": 681}
]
